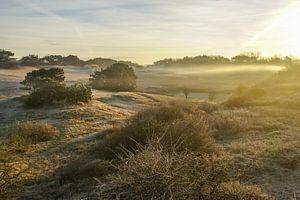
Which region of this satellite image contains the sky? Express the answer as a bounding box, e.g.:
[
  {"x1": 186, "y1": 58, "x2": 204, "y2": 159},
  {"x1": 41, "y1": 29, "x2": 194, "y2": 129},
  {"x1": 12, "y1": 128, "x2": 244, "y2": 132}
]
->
[{"x1": 1, "y1": 0, "x2": 300, "y2": 64}]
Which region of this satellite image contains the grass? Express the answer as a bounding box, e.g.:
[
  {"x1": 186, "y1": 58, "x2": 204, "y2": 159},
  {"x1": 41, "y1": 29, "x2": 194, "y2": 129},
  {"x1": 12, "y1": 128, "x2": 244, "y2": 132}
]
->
[
  {"x1": 55, "y1": 101, "x2": 277, "y2": 199},
  {"x1": 1, "y1": 76, "x2": 299, "y2": 200},
  {"x1": 209, "y1": 110, "x2": 249, "y2": 139},
  {"x1": 9, "y1": 121, "x2": 60, "y2": 147}
]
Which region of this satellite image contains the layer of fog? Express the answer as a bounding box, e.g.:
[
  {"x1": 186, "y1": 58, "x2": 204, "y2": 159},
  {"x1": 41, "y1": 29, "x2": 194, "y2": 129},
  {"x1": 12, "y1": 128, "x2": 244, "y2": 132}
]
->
[{"x1": 141, "y1": 65, "x2": 285, "y2": 76}]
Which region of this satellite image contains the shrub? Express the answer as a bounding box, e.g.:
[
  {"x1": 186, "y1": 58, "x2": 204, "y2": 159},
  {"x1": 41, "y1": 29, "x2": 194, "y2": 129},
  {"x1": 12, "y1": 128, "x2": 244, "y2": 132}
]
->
[
  {"x1": 223, "y1": 86, "x2": 266, "y2": 108},
  {"x1": 21, "y1": 68, "x2": 65, "y2": 89},
  {"x1": 98, "y1": 143, "x2": 272, "y2": 200},
  {"x1": 93, "y1": 102, "x2": 218, "y2": 160},
  {"x1": 0, "y1": 49, "x2": 17, "y2": 68},
  {"x1": 66, "y1": 83, "x2": 92, "y2": 104},
  {"x1": 24, "y1": 81, "x2": 67, "y2": 107},
  {"x1": 19, "y1": 55, "x2": 39, "y2": 67},
  {"x1": 21, "y1": 68, "x2": 92, "y2": 107},
  {"x1": 90, "y1": 63, "x2": 137, "y2": 91},
  {"x1": 9, "y1": 121, "x2": 59, "y2": 146}
]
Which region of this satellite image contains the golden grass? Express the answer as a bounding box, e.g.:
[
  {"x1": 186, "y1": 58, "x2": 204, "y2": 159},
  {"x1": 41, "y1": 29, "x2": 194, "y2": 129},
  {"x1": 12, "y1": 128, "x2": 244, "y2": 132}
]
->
[{"x1": 9, "y1": 121, "x2": 60, "y2": 147}]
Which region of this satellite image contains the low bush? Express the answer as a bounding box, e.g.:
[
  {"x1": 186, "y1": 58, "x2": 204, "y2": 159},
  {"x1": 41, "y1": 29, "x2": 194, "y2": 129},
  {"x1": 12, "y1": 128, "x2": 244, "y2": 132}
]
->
[
  {"x1": 223, "y1": 86, "x2": 266, "y2": 108},
  {"x1": 24, "y1": 82, "x2": 92, "y2": 107},
  {"x1": 93, "y1": 102, "x2": 218, "y2": 160},
  {"x1": 9, "y1": 121, "x2": 59, "y2": 146},
  {"x1": 24, "y1": 81, "x2": 67, "y2": 107},
  {"x1": 21, "y1": 68, "x2": 92, "y2": 107},
  {"x1": 66, "y1": 83, "x2": 92, "y2": 104}
]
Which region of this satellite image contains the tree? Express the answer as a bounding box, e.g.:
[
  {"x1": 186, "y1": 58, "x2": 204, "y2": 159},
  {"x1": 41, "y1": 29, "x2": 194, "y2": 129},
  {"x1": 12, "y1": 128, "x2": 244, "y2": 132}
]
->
[
  {"x1": 0, "y1": 49, "x2": 16, "y2": 68},
  {"x1": 183, "y1": 88, "x2": 189, "y2": 99},
  {"x1": 39, "y1": 55, "x2": 63, "y2": 65},
  {"x1": 90, "y1": 63, "x2": 137, "y2": 91},
  {"x1": 208, "y1": 92, "x2": 215, "y2": 101},
  {"x1": 21, "y1": 68, "x2": 65, "y2": 89},
  {"x1": 231, "y1": 52, "x2": 260, "y2": 64},
  {"x1": 19, "y1": 55, "x2": 39, "y2": 66},
  {"x1": 21, "y1": 68, "x2": 92, "y2": 107},
  {"x1": 62, "y1": 55, "x2": 84, "y2": 66}
]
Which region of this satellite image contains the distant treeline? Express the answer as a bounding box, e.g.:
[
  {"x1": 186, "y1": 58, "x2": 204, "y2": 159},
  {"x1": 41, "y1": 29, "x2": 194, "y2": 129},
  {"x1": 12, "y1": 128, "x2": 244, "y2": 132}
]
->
[
  {"x1": 152, "y1": 53, "x2": 295, "y2": 67},
  {"x1": 1, "y1": 49, "x2": 297, "y2": 69},
  {"x1": 0, "y1": 49, "x2": 142, "y2": 69}
]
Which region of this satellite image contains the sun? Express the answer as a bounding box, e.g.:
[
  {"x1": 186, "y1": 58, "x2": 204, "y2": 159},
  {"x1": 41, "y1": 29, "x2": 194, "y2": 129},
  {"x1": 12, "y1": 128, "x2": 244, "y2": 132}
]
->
[
  {"x1": 245, "y1": 3, "x2": 300, "y2": 57},
  {"x1": 282, "y1": 9, "x2": 300, "y2": 56}
]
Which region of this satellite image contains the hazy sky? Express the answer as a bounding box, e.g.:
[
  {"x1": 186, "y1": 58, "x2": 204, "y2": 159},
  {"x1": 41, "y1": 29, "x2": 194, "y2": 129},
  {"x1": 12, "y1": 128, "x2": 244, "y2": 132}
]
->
[{"x1": 1, "y1": 0, "x2": 300, "y2": 64}]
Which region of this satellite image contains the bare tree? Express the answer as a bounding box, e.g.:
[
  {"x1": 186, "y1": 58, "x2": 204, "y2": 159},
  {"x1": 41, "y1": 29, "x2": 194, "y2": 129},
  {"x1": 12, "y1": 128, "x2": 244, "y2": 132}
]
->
[{"x1": 183, "y1": 88, "x2": 190, "y2": 99}]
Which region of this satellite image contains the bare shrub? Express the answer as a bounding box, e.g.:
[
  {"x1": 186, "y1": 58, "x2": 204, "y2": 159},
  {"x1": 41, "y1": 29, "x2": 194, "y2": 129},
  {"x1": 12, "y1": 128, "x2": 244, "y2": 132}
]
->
[
  {"x1": 9, "y1": 121, "x2": 60, "y2": 146},
  {"x1": 97, "y1": 142, "x2": 273, "y2": 200}
]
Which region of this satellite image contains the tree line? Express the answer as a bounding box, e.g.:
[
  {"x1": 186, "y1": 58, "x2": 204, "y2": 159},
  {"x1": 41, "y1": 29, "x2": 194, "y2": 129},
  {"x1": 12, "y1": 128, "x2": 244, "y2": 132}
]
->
[
  {"x1": 1, "y1": 49, "x2": 296, "y2": 69},
  {"x1": 153, "y1": 52, "x2": 294, "y2": 66},
  {"x1": 0, "y1": 49, "x2": 142, "y2": 68}
]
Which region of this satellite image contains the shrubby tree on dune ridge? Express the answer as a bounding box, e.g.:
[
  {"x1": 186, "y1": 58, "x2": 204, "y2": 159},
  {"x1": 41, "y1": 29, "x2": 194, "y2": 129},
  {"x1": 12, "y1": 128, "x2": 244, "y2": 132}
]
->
[
  {"x1": 0, "y1": 49, "x2": 17, "y2": 68},
  {"x1": 19, "y1": 55, "x2": 39, "y2": 67},
  {"x1": 21, "y1": 68, "x2": 91, "y2": 107},
  {"x1": 90, "y1": 62, "x2": 137, "y2": 91},
  {"x1": 21, "y1": 68, "x2": 65, "y2": 89},
  {"x1": 39, "y1": 55, "x2": 63, "y2": 65},
  {"x1": 62, "y1": 55, "x2": 84, "y2": 66}
]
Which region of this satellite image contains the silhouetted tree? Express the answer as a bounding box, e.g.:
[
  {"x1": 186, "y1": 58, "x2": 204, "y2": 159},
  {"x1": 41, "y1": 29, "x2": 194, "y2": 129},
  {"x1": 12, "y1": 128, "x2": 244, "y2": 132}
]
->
[
  {"x1": 62, "y1": 55, "x2": 84, "y2": 66},
  {"x1": 0, "y1": 49, "x2": 16, "y2": 68},
  {"x1": 19, "y1": 55, "x2": 39, "y2": 66},
  {"x1": 231, "y1": 52, "x2": 260, "y2": 64},
  {"x1": 183, "y1": 88, "x2": 190, "y2": 99},
  {"x1": 40, "y1": 55, "x2": 63, "y2": 65},
  {"x1": 208, "y1": 92, "x2": 215, "y2": 101}
]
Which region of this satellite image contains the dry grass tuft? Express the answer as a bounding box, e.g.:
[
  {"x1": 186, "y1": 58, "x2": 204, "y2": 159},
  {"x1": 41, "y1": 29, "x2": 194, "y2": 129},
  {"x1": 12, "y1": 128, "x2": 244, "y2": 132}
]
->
[
  {"x1": 9, "y1": 121, "x2": 60, "y2": 146},
  {"x1": 59, "y1": 159, "x2": 112, "y2": 183},
  {"x1": 209, "y1": 110, "x2": 249, "y2": 138}
]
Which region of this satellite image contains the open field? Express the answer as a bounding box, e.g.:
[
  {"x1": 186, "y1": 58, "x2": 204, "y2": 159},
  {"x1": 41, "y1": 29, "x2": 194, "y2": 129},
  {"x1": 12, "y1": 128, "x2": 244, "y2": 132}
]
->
[{"x1": 0, "y1": 64, "x2": 283, "y2": 101}]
